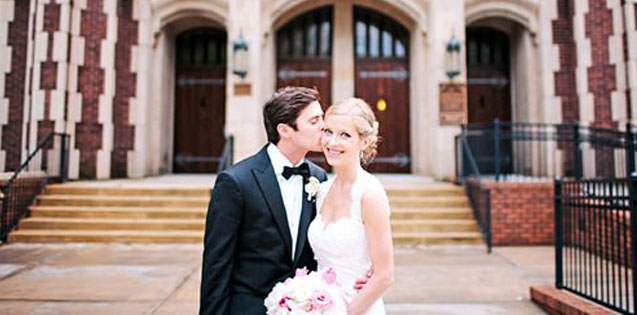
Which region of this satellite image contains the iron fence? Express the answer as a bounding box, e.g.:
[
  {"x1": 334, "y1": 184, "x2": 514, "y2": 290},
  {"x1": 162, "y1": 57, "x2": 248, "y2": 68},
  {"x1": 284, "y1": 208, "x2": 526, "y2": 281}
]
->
[
  {"x1": 0, "y1": 133, "x2": 70, "y2": 242},
  {"x1": 555, "y1": 175, "x2": 637, "y2": 314},
  {"x1": 456, "y1": 121, "x2": 636, "y2": 181}
]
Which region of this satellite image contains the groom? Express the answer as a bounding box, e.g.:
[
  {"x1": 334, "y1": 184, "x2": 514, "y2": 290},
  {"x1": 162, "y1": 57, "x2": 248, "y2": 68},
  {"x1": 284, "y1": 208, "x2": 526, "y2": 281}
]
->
[{"x1": 200, "y1": 87, "x2": 328, "y2": 314}]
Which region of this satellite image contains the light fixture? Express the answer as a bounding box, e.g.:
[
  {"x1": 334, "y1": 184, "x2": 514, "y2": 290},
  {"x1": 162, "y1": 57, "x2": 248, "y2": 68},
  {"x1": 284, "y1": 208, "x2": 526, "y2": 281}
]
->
[
  {"x1": 232, "y1": 31, "x2": 249, "y2": 79},
  {"x1": 446, "y1": 34, "x2": 461, "y2": 81}
]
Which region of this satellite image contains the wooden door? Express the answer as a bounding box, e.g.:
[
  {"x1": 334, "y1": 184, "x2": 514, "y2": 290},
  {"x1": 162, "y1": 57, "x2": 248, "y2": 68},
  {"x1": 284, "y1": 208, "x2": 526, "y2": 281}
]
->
[
  {"x1": 174, "y1": 28, "x2": 226, "y2": 173},
  {"x1": 353, "y1": 6, "x2": 410, "y2": 173},
  {"x1": 466, "y1": 27, "x2": 512, "y2": 174},
  {"x1": 276, "y1": 6, "x2": 332, "y2": 169}
]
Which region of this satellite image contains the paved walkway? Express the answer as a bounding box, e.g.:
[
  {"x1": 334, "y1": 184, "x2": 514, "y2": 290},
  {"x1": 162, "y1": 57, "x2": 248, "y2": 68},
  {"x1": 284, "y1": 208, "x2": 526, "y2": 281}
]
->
[{"x1": 0, "y1": 243, "x2": 551, "y2": 314}]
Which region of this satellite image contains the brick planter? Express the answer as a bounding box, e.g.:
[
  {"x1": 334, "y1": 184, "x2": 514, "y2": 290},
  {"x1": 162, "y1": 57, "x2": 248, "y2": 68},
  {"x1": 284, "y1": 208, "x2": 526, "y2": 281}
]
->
[{"x1": 483, "y1": 181, "x2": 555, "y2": 246}]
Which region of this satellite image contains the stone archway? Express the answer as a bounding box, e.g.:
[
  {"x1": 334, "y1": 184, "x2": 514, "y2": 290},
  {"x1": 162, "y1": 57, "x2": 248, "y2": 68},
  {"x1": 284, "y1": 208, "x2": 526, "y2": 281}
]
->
[
  {"x1": 465, "y1": 0, "x2": 542, "y2": 176},
  {"x1": 146, "y1": 1, "x2": 229, "y2": 174},
  {"x1": 263, "y1": 0, "x2": 427, "y2": 173},
  {"x1": 465, "y1": 0, "x2": 541, "y2": 123}
]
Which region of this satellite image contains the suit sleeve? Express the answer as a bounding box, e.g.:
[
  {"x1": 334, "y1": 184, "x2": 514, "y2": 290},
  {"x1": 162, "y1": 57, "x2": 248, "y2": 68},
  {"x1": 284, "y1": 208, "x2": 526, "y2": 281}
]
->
[{"x1": 200, "y1": 171, "x2": 244, "y2": 315}]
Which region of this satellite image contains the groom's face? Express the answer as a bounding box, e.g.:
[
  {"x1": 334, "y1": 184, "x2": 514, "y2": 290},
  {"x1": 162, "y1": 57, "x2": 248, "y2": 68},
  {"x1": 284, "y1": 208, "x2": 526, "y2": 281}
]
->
[{"x1": 289, "y1": 101, "x2": 324, "y2": 153}]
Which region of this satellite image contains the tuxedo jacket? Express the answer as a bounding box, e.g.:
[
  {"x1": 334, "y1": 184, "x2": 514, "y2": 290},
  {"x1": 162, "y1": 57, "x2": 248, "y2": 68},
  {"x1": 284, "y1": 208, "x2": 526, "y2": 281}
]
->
[{"x1": 199, "y1": 146, "x2": 327, "y2": 315}]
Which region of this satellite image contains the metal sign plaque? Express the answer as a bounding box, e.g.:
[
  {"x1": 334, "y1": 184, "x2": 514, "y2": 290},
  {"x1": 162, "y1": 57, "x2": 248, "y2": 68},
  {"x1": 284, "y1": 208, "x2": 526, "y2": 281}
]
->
[{"x1": 439, "y1": 83, "x2": 467, "y2": 125}]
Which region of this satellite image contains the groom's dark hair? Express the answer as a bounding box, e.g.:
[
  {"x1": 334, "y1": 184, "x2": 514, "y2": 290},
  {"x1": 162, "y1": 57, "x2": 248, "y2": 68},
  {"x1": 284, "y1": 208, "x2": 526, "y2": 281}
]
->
[{"x1": 263, "y1": 86, "x2": 320, "y2": 144}]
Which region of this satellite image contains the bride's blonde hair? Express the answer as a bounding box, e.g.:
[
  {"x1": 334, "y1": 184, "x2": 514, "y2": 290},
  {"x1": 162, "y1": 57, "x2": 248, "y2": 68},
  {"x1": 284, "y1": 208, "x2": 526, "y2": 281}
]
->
[{"x1": 324, "y1": 98, "x2": 379, "y2": 165}]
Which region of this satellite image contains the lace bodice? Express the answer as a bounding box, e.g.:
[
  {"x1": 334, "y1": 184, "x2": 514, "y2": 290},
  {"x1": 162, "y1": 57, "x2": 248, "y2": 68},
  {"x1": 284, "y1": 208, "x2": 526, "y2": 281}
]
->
[{"x1": 307, "y1": 168, "x2": 388, "y2": 314}]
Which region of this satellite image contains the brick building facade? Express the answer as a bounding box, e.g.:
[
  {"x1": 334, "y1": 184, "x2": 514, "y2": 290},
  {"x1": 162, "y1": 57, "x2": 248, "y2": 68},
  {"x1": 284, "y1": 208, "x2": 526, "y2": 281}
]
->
[{"x1": 1, "y1": 0, "x2": 636, "y2": 179}]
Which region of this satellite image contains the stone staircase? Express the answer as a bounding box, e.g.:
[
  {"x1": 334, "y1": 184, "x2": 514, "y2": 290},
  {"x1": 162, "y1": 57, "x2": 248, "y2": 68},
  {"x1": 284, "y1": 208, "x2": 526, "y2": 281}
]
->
[{"x1": 9, "y1": 181, "x2": 482, "y2": 246}]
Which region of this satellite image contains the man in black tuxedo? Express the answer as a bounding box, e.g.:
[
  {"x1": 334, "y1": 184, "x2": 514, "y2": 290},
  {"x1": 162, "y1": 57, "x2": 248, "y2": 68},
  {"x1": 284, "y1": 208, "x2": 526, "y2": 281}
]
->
[{"x1": 199, "y1": 87, "x2": 328, "y2": 314}]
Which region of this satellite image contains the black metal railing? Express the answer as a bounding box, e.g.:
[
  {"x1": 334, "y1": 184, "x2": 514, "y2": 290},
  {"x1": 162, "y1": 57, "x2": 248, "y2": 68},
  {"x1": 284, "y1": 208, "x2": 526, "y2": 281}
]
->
[
  {"x1": 0, "y1": 133, "x2": 70, "y2": 242},
  {"x1": 217, "y1": 135, "x2": 234, "y2": 173},
  {"x1": 456, "y1": 121, "x2": 637, "y2": 181},
  {"x1": 555, "y1": 175, "x2": 637, "y2": 314},
  {"x1": 455, "y1": 133, "x2": 492, "y2": 253}
]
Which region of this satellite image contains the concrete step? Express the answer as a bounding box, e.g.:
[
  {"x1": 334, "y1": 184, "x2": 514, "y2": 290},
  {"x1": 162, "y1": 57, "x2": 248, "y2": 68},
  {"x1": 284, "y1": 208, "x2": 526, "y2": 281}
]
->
[
  {"x1": 36, "y1": 195, "x2": 209, "y2": 207},
  {"x1": 8, "y1": 229, "x2": 204, "y2": 243},
  {"x1": 390, "y1": 208, "x2": 473, "y2": 220},
  {"x1": 19, "y1": 217, "x2": 205, "y2": 231},
  {"x1": 391, "y1": 219, "x2": 478, "y2": 233},
  {"x1": 29, "y1": 206, "x2": 207, "y2": 219},
  {"x1": 386, "y1": 187, "x2": 464, "y2": 197},
  {"x1": 389, "y1": 196, "x2": 469, "y2": 207},
  {"x1": 392, "y1": 231, "x2": 483, "y2": 246},
  {"x1": 45, "y1": 185, "x2": 210, "y2": 197},
  {"x1": 8, "y1": 229, "x2": 482, "y2": 245}
]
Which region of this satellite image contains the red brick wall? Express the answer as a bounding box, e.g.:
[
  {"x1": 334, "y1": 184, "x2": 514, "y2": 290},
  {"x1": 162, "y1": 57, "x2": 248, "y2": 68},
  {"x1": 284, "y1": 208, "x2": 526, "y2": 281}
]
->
[
  {"x1": 586, "y1": 0, "x2": 618, "y2": 177},
  {"x1": 111, "y1": 0, "x2": 138, "y2": 178},
  {"x1": 484, "y1": 181, "x2": 555, "y2": 246},
  {"x1": 75, "y1": 0, "x2": 106, "y2": 179},
  {"x1": 553, "y1": 0, "x2": 579, "y2": 124},
  {"x1": 2, "y1": 0, "x2": 30, "y2": 171},
  {"x1": 552, "y1": 0, "x2": 580, "y2": 177}
]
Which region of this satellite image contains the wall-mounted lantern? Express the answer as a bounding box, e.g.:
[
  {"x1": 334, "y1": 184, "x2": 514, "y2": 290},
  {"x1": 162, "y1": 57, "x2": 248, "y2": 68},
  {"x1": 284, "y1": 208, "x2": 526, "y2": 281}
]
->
[
  {"x1": 446, "y1": 34, "x2": 461, "y2": 81},
  {"x1": 232, "y1": 32, "x2": 249, "y2": 79}
]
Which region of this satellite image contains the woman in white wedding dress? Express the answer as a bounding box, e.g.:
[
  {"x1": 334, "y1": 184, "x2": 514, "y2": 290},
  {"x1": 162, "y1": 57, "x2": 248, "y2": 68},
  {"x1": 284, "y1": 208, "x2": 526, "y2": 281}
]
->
[{"x1": 307, "y1": 98, "x2": 394, "y2": 315}]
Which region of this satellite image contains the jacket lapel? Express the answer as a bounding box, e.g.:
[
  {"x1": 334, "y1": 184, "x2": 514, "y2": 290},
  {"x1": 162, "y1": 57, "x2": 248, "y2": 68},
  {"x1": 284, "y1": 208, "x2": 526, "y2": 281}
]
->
[
  {"x1": 252, "y1": 149, "x2": 293, "y2": 260},
  {"x1": 293, "y1": 167, "x2": 317, "y2": 264}
]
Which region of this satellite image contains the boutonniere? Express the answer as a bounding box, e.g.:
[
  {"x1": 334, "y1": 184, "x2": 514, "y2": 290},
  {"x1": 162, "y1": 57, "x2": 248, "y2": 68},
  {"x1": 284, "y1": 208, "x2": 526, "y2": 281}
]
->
[{"x1": 304, "y1": 176, "x2": 320, "y2": 202}]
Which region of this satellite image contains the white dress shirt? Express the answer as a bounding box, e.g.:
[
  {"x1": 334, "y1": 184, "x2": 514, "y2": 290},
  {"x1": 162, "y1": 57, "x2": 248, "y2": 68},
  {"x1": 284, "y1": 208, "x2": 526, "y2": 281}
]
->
[{"x1": 267, "y1": 143, "x2": 305, "y2": 260}]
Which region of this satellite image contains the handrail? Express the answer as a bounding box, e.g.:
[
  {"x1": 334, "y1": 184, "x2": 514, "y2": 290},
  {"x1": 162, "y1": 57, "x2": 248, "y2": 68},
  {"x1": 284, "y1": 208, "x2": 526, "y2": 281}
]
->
[
  {"x1": 458, "y1": 132, "x2": 492, "y2": 253},
  {"x1": 0, "y1": 132, "x2": 70, "y2": 242}
]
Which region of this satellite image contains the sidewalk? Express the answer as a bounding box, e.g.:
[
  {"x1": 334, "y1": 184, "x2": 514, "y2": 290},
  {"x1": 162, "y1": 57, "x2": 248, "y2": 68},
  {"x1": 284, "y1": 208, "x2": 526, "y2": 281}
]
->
[{"x1": 0, "y1": 243, "x2": 552, "y2": 314}]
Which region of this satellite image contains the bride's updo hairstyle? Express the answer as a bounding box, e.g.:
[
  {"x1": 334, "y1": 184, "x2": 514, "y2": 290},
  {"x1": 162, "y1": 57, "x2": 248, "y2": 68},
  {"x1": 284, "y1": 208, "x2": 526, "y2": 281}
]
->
[{"x1": 325, "y1": 98, "x2": 380, "y2": 165}]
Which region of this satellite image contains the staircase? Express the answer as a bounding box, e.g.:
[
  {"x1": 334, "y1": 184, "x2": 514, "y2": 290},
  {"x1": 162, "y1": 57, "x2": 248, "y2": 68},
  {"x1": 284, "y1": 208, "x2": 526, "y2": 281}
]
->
[
  {"x1": 9, "y1": 181, "x2": 482, "y2": 246},
  {"x1": 388, "y1": 184, "x2": 482, "y2": 246},
  {"x1": 9, "y1": 185, "x2": 209, "y2": 243}
]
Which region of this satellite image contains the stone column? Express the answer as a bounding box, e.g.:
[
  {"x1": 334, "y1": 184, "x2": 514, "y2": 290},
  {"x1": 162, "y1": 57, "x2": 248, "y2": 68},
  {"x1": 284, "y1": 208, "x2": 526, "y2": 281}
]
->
[
  {"x1": 332, "y1": 2, "x2": 354, "y2": 103},
  {"x1": 226, "y1": 0, "x2": 265, "y2": 161},
  {"x1": 425, "y1": 0, "x2": 465, "y2": 179}
]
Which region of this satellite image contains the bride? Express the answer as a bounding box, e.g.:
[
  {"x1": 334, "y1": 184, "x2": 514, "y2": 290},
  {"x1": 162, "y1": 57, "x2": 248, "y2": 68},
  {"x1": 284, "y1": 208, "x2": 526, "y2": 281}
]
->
[{"x1": 308, "y1": 98, "x2": 394, "y2": 314}]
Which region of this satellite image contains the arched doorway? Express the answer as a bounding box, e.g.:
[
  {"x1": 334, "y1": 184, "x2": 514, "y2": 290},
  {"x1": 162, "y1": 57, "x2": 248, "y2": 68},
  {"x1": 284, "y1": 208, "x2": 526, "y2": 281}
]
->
[
  {"x1": 276, "y1": 6, "x2": 333, "y2": 169},
  {"x1": 353, "y1": 6, "x2": 410, "y2": 173},
  {"x1": 465, "y1": 26, "x2": 512, "y2": 174},
  {"x1": 173, "y1": 28, "x2": 227, "y2": 173},
  {"x1": 466, "y1": 27, "x2": 511, "y2": 123}
]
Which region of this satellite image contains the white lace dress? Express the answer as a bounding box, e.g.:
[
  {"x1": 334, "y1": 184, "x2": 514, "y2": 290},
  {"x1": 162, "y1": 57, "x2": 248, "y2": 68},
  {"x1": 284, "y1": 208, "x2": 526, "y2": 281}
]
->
[{"x1": 307, "y1": 168, "x2": 387, "y2": 314}]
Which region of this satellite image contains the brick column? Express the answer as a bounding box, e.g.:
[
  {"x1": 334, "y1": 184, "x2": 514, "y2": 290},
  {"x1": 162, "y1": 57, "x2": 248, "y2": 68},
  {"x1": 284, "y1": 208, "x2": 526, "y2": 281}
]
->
[
  {"x1": 74, "y1": 0, "x2": 106, "y2": 179},
  {"x1": 110, "y1": 0, "x2": 138, "y2": 178},
  {"x1": 1, "y1": 0, "x2": 31, "y2": 172},
  {"x1": 586, "y1": 0, "x2": 618, "y2": 177},
  {"x1": 25, "y1": 0, "x2": 72, "y2": 175},
  {"x1": 552, "y1": 0, "x2": 579, "y2": 123}
]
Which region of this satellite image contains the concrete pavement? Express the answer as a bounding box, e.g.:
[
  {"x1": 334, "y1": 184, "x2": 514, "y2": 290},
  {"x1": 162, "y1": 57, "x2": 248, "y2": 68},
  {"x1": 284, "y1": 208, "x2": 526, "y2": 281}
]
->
[{"x1": 0, "y1": 243, "x2": 551, "y2": 314}]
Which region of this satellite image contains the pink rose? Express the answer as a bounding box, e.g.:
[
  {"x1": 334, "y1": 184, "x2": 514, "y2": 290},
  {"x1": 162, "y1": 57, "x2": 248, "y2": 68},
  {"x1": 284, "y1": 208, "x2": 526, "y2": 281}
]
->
[
  {"x1": 279, "y1": 296, "x2": 292, "y2": 311},
  {"x1": 295, "y1": 267, "x2": 309, "y2": 277},
  {"x1": 311, "y1": 289, "x2": 333, "y2": 311},
  {"x1": 322, "y1": 267, "x2": 336, "y2": 285}
]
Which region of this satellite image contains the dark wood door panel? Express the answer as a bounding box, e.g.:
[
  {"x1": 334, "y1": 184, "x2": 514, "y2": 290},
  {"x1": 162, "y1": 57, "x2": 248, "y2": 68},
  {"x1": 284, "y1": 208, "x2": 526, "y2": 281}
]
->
[
  {"x1": 174, "y1": 65, "x2": 226, "y2": 173},
  {"x1": 355, "y1": 59, "x2": 410, "y2": 173}
]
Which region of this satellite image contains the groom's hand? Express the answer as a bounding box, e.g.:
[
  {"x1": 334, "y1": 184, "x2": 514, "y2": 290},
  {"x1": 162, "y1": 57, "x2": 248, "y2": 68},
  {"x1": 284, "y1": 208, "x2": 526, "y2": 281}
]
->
[{"x1": 353, "y1": 269, "x2": 373, "y2": 290}]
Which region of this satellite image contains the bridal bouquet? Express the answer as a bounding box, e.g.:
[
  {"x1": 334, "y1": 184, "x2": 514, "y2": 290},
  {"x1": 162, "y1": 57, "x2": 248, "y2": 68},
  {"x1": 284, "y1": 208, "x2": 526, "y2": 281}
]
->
[{"x1": 264, "y1": 267, "x2": 347, "y2": 314}]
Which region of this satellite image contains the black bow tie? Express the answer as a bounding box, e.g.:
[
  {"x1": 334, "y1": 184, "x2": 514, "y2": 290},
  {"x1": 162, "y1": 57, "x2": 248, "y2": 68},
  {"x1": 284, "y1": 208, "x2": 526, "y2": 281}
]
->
[{"x1": 282, "y1": 163, "x2": 310, "y2": 180}]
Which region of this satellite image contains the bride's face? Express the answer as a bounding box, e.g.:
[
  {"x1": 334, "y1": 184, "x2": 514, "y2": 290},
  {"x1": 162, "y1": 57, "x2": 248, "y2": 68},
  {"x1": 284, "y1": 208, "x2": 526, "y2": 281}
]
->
[{"x1": 321, "y1": 114, "x2": 364, "y2": 168}]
